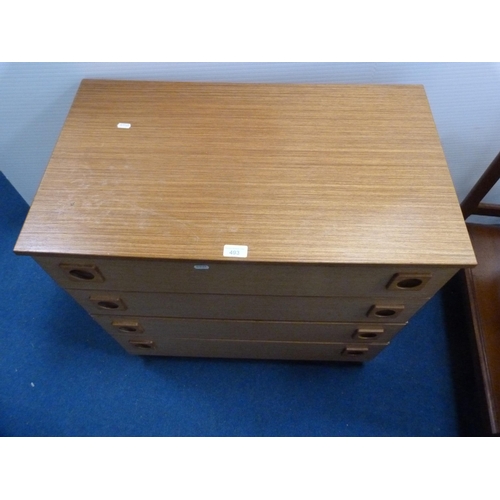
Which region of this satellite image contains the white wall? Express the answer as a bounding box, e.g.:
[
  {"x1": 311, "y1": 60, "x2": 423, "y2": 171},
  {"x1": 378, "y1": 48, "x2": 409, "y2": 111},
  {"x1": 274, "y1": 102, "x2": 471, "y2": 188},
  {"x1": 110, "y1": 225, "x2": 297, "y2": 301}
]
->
[{"x1": 2, "y1": 62, "x2": 500, "y2": 209}]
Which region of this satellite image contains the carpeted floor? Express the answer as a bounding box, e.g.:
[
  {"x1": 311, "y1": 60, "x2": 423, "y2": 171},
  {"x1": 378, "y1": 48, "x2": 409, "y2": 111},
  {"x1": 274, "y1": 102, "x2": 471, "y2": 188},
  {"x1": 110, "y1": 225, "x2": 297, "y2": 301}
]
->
[{"x1": 0, "y1": 171, "x2": 478, "y2": 436}]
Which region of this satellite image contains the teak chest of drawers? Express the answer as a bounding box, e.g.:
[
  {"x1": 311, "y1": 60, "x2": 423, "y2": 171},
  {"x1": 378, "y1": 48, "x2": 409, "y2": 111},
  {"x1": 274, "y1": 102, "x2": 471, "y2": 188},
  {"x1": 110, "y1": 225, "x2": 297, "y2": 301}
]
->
[{"x1": 14, "y1": 80, "x2": 477, "y2": 362}]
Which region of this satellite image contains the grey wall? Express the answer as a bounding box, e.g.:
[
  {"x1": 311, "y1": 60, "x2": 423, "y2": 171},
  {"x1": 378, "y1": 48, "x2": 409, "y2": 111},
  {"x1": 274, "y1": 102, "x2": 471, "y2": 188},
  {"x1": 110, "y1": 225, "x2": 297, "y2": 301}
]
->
[{"x1": 2, "y1": 62, "x2": 500, "y2": 211}]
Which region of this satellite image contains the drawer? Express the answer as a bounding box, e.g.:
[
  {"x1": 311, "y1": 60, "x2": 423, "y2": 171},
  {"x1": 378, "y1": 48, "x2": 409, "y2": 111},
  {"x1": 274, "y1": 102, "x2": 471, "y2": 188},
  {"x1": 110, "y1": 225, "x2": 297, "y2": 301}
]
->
[
  {"x1": 69, "y1": 289, "x2": 428, "y2": 323},
  {"x1": 109, "y1": 335, "x2": 390, "y2": 361},
  {"x1": 92, "y1": 315, "x2": 406, "y2": 343},
  {"x1": 34, "y1": 255, "x2": 458, "y2": 298}
]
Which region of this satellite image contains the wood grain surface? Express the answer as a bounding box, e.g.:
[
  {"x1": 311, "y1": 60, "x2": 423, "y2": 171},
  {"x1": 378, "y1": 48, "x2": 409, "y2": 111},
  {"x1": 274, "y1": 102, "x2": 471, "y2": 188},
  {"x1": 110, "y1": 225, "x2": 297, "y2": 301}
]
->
[{"x1": 15, "y1": 80, "x2": 476, "y2": 266}]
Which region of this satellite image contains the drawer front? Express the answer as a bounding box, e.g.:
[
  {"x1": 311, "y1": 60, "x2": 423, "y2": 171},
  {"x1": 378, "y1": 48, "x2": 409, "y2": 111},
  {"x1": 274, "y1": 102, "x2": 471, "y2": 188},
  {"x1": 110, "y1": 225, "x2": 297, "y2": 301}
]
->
[
  {"x1": 69, "y1": 289, "x2": 428, "y2": 323},
  {"x1": 35, "y1": 256, "x2": 458, "y2": 298},
  {"x1": 92, "y1": 315, "x2": 406, "y2": 343},
  {"x1": 109, "y1": 335, "x2": 390, "y2": 361}
]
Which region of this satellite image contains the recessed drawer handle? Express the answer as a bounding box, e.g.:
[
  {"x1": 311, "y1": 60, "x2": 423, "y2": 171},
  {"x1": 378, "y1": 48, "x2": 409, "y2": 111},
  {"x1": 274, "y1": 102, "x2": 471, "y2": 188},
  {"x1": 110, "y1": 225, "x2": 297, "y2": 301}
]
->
[
  {"x1": 129, "y1": 340, "x2": 156, "y2": 350},
  {"x1": 112, "y1": 320, "x2": 144, "y2": 334},
  {"x1": 342, "y1": 347, "x2": 369, "y2": 357},
  {"x1": 354, "y1": 328, "x2": 384, "y2": 340},
  {"x1": 367, "y1": 305, "x2": 405, "y2": 319},
  {"x1": 59, "y1": 263, "x2": 105, "y2": 283},
  {"x1": 386, "y1": 273, "x2": 432, "y2": 291},
  {"x1": 89, "y1": 295, "x2": 127, "y2": 311}
]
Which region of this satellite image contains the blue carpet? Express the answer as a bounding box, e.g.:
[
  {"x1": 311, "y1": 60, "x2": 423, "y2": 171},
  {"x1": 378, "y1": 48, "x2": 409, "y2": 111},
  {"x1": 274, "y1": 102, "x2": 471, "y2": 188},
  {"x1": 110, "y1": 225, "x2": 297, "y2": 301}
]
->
[{"x1": 0, "y1": 171, "x2": 476, "y2": 436}]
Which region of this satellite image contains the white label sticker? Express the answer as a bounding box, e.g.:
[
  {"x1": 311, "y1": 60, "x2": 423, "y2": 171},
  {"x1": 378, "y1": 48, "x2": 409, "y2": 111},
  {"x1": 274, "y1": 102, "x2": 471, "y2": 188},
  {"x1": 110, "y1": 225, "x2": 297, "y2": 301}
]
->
[
  {"x1": 223, "y1": 245, "x2": 248, "y2": 258},
  {"x1": 117, "y1": 122, "x2": 131, "y2": 129}
]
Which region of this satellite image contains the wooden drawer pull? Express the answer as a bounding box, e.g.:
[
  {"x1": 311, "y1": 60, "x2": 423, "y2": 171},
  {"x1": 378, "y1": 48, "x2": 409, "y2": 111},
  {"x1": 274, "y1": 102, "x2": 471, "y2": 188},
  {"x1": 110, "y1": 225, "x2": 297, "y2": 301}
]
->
[
  {"x1": 386, "y1": 273, "x2": 432, "y2": 291},
  {"x1": 128, "y1": 340, "x2": 156, "y2": 350},
  {"x1": 367, "y1": 305, "x2": 405, "y2": 319},
  {"x1": 112, "y1": 320, "x2": 144, "y2": 334},
  {"x1": 342, "y1": 347, "x2": 369, "y2": 357},
  {"x1": 354, "y1": 328, "x2": 384, "y2": 340},
  {"x1": 59, "y1": 263, "x2": 105, "y2": 283},
  {"x1": 89, "y1": 295, "x2": 127, "y2": 311}
]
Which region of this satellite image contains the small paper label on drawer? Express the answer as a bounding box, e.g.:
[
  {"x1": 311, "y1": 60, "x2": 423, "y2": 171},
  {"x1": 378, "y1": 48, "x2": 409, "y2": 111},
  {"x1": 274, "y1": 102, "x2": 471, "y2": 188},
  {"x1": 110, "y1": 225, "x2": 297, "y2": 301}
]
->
[
  {"x1": 223, "y1": 245, "x2": 248, "y2": 258},
  {"x1": 117, "y1": 122, "x2": 131, "y2": 129}
]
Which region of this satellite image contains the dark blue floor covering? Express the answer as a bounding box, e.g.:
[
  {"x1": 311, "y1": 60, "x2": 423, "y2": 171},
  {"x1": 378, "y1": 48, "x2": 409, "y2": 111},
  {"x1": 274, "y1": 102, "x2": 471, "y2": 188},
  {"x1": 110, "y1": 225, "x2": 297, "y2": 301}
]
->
[{"x1": 0, "y1": 171, "x2": 476, "y2": 436}]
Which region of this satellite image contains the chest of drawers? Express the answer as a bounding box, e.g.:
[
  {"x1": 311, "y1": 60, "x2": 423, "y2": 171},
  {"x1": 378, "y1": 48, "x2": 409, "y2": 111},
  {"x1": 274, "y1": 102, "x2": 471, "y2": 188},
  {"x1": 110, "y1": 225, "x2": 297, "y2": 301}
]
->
[{"x1": 14, "y1": 79, "x2": 476, "y2": 362}]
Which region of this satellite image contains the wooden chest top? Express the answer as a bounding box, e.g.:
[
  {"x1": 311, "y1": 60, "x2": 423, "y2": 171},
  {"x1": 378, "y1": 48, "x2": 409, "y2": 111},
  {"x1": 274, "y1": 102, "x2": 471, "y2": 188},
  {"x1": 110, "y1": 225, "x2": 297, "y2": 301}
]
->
[{"x1": 14, "y1": 79, "x2": 476, "y2": 266}]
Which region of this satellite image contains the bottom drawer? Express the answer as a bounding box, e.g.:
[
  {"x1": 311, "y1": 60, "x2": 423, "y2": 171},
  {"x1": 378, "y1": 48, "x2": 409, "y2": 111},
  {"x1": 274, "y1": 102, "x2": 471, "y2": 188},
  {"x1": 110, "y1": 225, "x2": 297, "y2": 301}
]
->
[
  {"x1": 110, "y1": 336, "x2": 389, "y2": 361},
  {"x1": 92, "y1": 315, "x2": 406, "y2": 343}
]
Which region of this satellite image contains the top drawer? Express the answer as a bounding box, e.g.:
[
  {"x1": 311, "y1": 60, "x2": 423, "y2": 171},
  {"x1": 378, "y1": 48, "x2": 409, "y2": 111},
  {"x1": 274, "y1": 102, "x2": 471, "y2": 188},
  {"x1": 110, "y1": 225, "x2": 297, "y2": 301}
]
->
[{"x1": 34, "y1": 255, "x2": 458, "y2": 298}]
